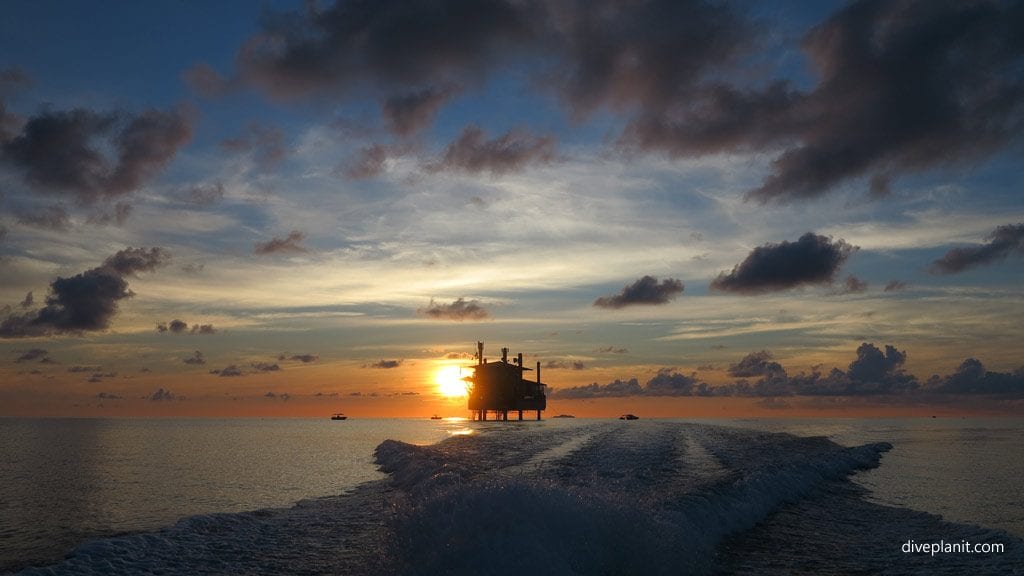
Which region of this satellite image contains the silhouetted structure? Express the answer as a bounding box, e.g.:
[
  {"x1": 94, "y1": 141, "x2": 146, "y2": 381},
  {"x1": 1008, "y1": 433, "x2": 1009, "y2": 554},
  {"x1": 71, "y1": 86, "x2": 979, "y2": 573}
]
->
[{"x1": 468, "y1": 342, "x2": 546, "y2": 421}]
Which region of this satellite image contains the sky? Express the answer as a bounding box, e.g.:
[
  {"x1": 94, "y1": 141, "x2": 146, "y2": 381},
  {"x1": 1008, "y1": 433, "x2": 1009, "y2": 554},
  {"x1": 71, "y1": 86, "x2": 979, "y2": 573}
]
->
[{"x1": 1, "y1": 0, "x2": 1022, "y2": 418}]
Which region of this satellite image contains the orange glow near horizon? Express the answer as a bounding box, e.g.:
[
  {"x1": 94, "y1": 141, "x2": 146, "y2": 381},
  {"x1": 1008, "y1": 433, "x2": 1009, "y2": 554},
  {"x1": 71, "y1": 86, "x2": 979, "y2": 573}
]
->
[{"x1": 435, "y1": 365, "x2": 468, "y2": 397}]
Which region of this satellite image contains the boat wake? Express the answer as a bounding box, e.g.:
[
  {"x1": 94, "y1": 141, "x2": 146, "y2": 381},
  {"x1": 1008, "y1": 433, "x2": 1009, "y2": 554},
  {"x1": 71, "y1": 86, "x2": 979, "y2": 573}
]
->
[{"x1": 12, "y1": 422, "x2": 1023, "y2": 575}]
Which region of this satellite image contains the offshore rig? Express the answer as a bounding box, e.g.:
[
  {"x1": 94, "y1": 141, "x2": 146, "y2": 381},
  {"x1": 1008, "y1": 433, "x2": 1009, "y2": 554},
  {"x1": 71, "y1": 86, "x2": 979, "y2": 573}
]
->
[{"x1": 467, "y1": 342, "x2": 547, "y2": 421}]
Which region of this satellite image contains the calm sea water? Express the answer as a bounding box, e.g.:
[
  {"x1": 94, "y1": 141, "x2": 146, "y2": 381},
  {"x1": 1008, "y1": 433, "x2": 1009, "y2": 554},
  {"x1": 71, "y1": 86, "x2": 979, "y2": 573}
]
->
[{"x1": 1, "y1": 417, "x2": 1021, "y2": 574}]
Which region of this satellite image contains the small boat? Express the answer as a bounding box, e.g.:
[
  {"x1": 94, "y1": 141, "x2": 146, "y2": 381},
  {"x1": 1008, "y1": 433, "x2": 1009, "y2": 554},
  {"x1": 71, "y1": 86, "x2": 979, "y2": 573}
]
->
[
  {"x1": 331, "y1": 413, "x2": 347, "y2": 420},
  {"x1": 430, "y1": 414, "x2": 443, "y2": 420},
  {"x1": 619, "y1": 414, "x2": 639, "y2": 420},
  {"x1": 553, "y1": 414, "x2": 576, "y2": 418}
]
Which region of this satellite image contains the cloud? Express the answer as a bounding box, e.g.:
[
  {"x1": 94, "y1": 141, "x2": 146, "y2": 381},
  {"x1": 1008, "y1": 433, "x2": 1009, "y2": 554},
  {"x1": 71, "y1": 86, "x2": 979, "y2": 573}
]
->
[
  {"x1": 369, "y1": 359, "x2": 402, "y2": 369},
  {"x1": 181, "y1": 182, "x2": 225, "y2": 207},
  {"x1": 86, "y1": 201, "x2": 133, "y2": 226},
  {"x1": 711, "y1": 233, "x2": 856, "y2": 294},
  {"x1": 928, "y1": 359, "x2": 1024, "y2": 395},
  {"x1": 183, "y1": 350, "x2": 205, "y2": 365},
  {"x1": 157, "y1": 319, "x2": 188, "y2": 333},
  {"x1": 419, "y1": 298, "x2": 489, "y2": 321},
  {"x1": 728, "y1": 350, "x2": 785, "y2": 378},
  {"x1": 220, "y1": 123, "x2": 287, "y2": 169},
  {"x1": 14, "y1": 348, "x2": 48, "y2": 363},
  {"x1": 594, "y1": 276, "x2": 683, "y2": 309},
  {"x1": 68, "y1": 365, "x2": 101, "y2": 373},
  {"x1": 182, "y1": 63, "x2": 235, "y2": 98},
  {"x1": 930, "y1": 223, "x2": 1024, "y2": 274},
  {"x1": 596, "y1": 346, "x2": 628, "y2": 354},
  {"x1": 16, "y1": 205, "x2": 71, "y2": 230},
  {"x1": 382, "y1": 86, "x2": 455, "y2": 136},
  {"x1": 95, "y1": 392, "x2": 122, "y2": 400},
  {"x1": 264, "y1": 391, "x2": 291, "y2": 401},
  {"x1": 211, "y1": 365, "x2": 243, "y2": 377},
  {"x1": 234, "y1": 0, "x2": 536, "y2": 101},
  {"x1": 748, "y1": 1, "x2": 1024, "y2": 202},
  {"x1": 1, "y1": 105, "x2": 193, "y2": 203},
  {"x1": 836, "y1": 275, "x2": 868, "y2": 295},
  {"x1": 0, "y1": 246, "x2": 169, "y2": 337},
  {"x1": 281, "y1": 353, "x2": 318, "y2": 363},
  {"x1": 544, "y1": 360, "x2": 584, "y2": 370},
  {"x1": 254, "y1": 231, "x2": 307, "y2": 255},
  {"x1": 148, "y1": 388, "x2": 175, "y2": 401},
  {"x1": 341, "y1": 144, "x2": 389, "y2": 179},
  {"x1": 433, "y1": 125, "x2": 555, "y2": 175},
  {"x1": 190, "y1": 323, "x2": 216, "y2": 335},
  {"x1": 252, "y1": 362, "x2": 281, "y2": 372},
  {"x1": 883, "y1": 280, "x2": 906, "y2": 292},
  {"x1": 553, "y1": 378, "x2": 643, "y2": 399},
  {"x1": 102, "y1": 247, "x2": 171, "y2": 275}
]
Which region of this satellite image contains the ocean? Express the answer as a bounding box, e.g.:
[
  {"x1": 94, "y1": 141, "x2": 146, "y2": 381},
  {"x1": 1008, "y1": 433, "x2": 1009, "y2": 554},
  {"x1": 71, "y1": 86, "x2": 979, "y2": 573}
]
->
[{"x1": 1, "y1": 417, "x2": 1021, "y2": 575}]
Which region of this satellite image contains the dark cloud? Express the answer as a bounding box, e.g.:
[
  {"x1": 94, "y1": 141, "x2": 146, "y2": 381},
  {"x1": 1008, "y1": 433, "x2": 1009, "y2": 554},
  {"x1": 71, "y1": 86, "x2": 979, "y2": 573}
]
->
[
  {"x1": 102, "y1": 247, "x2": 171, "y2": 275},
  {"x1": 747, "y1": 1, "x2": 1024, "y2": 202},
  {"x1": 19, "y1": 292, "x2": 33, "y2": 308},
  {"x1": 221, "y1": 123, "x2": 287, "y2": 169},
  {"x1": 211, "y1": 365, "x2": 243, "y2": 377},
  {"x1": 0, "y1": 68, "x2": 32, "y2": 142},
  {"x1": 212, "y1": 1, "x2": 1024, "y2": 200},
  {"x1": 594, "y1": 276, "x2": 683, "y2": 309},
  {"x1": 68, "y1": 365, "x2": 101, "y2": 373},
  {"x1": 419, "y1": 298, "x2": 489, "y2": 321},
  {"x1": 95, "y1": 392, "x2": 122, "y2": 400},
  {"x1": 182, "y1": 63, "x2": 235, "y2": 98},
  {"x1": 252, "y1": 362, "x2": 281, "y2": 372},
  {"x1": 556, "y1": 343, "x2": 925, "y2": 399},
  {"x1": 434, "y1": 126, "x2": 555, "y2": 175},
  {"x1": 728, "y1": 350, "x2": 785, "y2": 378},
  {"x1": 254, "y1": 231, "x2": 307, "y2": 255},
  {"x1": 883, "y1": 280, "x2": 907, "y2": 292},
  {"x1": 929, "y1": 359, "x2": 1024, "y2": 395},
  {"x1": 553, "y1": 378, "x2": 643, "y2": 399},
  {"x1": 711, "y1": 233, "x2": 856, "y2": 294},
  {"x1": 16, "y1": 205, "x2": 71, "y2": 230},
  {"x1": 930, "y1": 224, "x2": 1024, "y2": 274},
  {"x1": 610, "y1": 1, "x2": 1024, "y2": 202},
  {"x1": 341, "y1": 144, "x2": 389, "y2": 179},
  {"x1": 181, "y1": 182, "x2": 225, "y2": 207},
  {"x1": 190, "y1": 323, "x2": 216, "y2": 335},
  {"x1": 148, "y1": 388, "x2": 175, "y2": 401},
  {"x1": 86, "y1": 201, "x2": 133, "y2": 226},
  {"x1": 183, "y1": 351, "x2": 205, "y2": 365},
  {"x1": 382, "y1": 86, "x2": 455, "y2": 136},
  {"x1": 837, "y1": 275, "x2": 868, "y2": 294},
  {"x1": 234, "y1": 0, "x2": 536, "y2": 100},
  {"x1": 264, "y1": 391, "x2": 291, "y2": 401},
  {"x1": 645, "y1": 368, "x2": 704, "y2": 396},
  {"x1": 544, "y1": 360, "x2": 583, "y2": 370},
  {"x1": 1, "y1": 106, "x2": 192, "y2": 203},
  {"x1": 370, "y1": 359, "x2": 402, "y2": 369},
  {"x1": 14, "y1": 348, "x2": 48, "y2": 363},
  {"x1": 281, "y1": 353, "x2": 318, "y2": 363},
  {"x1": 157, "y1": 319, "x2": 188, "y2": 333},
  {"x1": 1, "y1": 246, "x2": 169, "y2": 337},
  {"x1": 553, "y1": 369, "x2": 715, "y2": 399}
]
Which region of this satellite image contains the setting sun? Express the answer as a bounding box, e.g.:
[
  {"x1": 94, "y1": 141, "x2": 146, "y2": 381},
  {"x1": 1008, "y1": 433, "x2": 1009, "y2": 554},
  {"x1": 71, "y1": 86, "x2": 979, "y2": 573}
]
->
[{"x1": 435, "y1": 366, "x2": 468, "y2": 397}]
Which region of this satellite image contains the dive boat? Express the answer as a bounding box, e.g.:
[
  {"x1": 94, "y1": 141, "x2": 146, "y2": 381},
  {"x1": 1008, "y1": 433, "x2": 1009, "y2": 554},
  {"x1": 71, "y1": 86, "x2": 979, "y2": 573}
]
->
[
  {"x1": 619, "y1": 414, "x2": 639, "y2": 420},
  {"x1": 331, "y1": 413, "x2": 347, "y2": 420}
]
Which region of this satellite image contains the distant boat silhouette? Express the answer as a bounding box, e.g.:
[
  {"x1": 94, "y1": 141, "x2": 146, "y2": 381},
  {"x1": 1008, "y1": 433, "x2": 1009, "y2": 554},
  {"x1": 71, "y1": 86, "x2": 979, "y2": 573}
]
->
[
  {"x1": 331, "y1": 413, "x2": 347, "y2": 420},
  {"x1": 553, "y1": 414, "x2": 576, "y2": 418},
  {"x1": 430, "y1": 415, "x2": 443, "y2": 420},
  {"x1": 619, "y1": 414, "x2": 639, "y2": 420}
]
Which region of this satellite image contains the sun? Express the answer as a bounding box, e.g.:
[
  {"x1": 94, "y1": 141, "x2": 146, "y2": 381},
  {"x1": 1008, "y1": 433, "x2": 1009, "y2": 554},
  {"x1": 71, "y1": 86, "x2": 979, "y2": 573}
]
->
[{"x1": 435, "y1": 365, "x2": 468, "y2": 397}]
